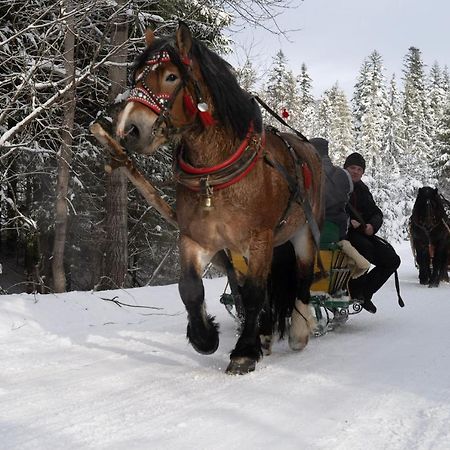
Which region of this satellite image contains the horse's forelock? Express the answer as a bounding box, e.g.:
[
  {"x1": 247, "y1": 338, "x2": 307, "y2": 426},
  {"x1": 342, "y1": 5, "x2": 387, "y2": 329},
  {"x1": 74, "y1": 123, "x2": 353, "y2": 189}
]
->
[
  {"x1": 130, "y1": 36, "x2": 185, "y2": 81},
  {"x1": 413, "y1": 187, "x2": 445, "y2": 218}
]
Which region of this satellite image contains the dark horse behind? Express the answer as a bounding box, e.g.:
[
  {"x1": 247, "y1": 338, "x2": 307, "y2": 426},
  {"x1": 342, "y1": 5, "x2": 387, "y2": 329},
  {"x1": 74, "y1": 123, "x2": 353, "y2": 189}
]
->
[
  {"x1": 114, "y1": 23, "x2": 323, "y2": 374},
  {"x1": 409, "y1": 186, "x2": 450, "y2": 287}
]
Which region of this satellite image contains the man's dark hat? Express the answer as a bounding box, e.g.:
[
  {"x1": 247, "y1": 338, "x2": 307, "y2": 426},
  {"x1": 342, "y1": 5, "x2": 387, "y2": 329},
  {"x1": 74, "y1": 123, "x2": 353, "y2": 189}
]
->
[
  {"x1": 344, "y1": 152, "x2": 366, "y2": 171},
  {"x1": 309, "y1": 137, "x2": 329, "y2": 158}
]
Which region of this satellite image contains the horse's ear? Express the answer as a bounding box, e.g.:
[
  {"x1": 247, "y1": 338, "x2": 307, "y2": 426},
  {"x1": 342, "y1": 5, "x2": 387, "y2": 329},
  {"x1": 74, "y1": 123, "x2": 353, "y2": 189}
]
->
[
  {"x1": 176, "y1": 21, "x2": 193, "y2": 57},
  {"x1": 145, "y1": 29, "x2": 155, "y2": 47}
]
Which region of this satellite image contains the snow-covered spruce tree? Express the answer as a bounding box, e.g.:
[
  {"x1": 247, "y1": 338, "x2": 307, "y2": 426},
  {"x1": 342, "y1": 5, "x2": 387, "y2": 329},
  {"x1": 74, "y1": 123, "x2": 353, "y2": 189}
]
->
[
  {"x1": 352, "y1": 50, "x2": 413, "y2": 241},
  {"x1": 235, "y1": 58, "x2": 258, "y2": 92},
  {"x1": 316, "y1": 84, "x2": 354, "y2": 164},
  {"x1": 427, "y1": 62, "x2": 449, "y2": 182},
  {"x1": 435, "y1": 103, "x2": 450, "y2": 199},
  {"x1": 401, "y1": 46, "x2": 436, "y2": 187},
  {"x1": 296, "y1": 63, "x2": 317, "y2": 138},
  {"x1": 261, "y1": 50, "x2": 301, "y2": 129},
  {"x1": 352, "y1": 50, "x2": 390, "y2": 169},
  {"x1": 428, "y1": 62, "x2": 447, "y2": 138},
  {"x1": 379, "y1": 74, "x2": 414, "y2": 241}
]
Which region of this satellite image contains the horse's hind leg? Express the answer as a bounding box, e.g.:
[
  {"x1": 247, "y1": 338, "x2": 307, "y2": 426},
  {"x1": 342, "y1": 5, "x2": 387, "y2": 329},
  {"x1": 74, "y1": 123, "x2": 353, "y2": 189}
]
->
[
  {"x1": 178, "y1": 235, "x2": 219, "y2": 354},
  {"x1": 227, "y1": 230, "x2": 273, "y2": 375},
  {"x1": 429, "y1": 244, "x2": 447, "y2": 287},
  {"x1": 289, "y1": 225, "x2": 317, "y2": 351}
]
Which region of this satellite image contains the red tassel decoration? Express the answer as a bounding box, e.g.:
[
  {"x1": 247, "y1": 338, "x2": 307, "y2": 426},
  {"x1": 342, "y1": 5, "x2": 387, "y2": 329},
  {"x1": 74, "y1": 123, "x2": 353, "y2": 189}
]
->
[
  {"x1": 183, "y1": 93, "x2": 197, "y2": 117},
  {"x1": 302, "y1": 163, "x2": 312, "y2": 190},
  {"x1": 198, "y1": 110, "x2": 215, "y2": 127}
]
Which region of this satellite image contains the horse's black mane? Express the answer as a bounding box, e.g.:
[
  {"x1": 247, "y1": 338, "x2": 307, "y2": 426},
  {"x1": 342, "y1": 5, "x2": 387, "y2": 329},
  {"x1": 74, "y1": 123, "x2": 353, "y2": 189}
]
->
[{"x1": 131, "y1": 34, "x2": 262, "y2": 140}]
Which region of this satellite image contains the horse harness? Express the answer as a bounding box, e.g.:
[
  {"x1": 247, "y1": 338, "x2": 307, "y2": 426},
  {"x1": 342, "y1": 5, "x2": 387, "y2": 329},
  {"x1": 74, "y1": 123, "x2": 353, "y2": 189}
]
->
[{"x1": 127, "y1": 47, "x2": 325, "y2": 272}]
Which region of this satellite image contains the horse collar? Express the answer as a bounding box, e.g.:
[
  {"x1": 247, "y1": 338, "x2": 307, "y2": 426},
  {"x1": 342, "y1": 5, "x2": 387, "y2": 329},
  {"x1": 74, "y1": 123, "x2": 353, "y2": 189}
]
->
[{"x1": 174, "y1": 124, "x2": 265, "y2": 207}]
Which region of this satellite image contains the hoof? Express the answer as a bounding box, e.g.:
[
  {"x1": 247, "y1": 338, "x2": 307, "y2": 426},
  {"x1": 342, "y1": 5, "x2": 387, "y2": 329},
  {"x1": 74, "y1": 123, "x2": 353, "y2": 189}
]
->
[
  {"x1": 226, "y1": 357, "x2": 256, "y2": 375},
  {"x1": 428, "y1": 282, "x2": 439, "y2": 288},
  {"x1": 190, "y1": 337, "x2": 219, "y2": 355},
  {"x1": 288, "y1": 334, "x2": 309, "y2": 351},
  {"x1": 289, "y1": 300, "x2": 314, "y2": 351},
  {"x1": 187, "y1": 317, "x2": 219, "y2": 355}
]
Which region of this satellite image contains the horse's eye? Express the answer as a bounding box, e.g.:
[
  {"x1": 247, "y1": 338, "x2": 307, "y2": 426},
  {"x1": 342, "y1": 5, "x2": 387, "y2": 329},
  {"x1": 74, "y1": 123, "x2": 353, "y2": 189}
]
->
[{"x1": 166, "y1": 73, "x2": 178, "y2": 82}]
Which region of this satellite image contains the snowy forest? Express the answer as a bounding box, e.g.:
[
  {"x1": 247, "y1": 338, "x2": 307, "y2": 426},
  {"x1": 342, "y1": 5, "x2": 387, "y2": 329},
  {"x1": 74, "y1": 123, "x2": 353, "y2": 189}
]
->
[{"x1": 1, "y1": 0, "x2": 450, "y2": 294}]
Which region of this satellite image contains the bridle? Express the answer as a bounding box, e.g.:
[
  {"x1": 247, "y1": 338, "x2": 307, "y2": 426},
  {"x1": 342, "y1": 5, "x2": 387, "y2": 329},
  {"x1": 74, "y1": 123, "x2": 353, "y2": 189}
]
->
[
  {"x1": 127, "y1": 48, "x2": 212, "y2": 142},
  {"x1": 412, "y1": 197, "x2": 446, "y2": 239},
  {"x1": 127, "y1": 46, "x2": 264, "y2": 207}
]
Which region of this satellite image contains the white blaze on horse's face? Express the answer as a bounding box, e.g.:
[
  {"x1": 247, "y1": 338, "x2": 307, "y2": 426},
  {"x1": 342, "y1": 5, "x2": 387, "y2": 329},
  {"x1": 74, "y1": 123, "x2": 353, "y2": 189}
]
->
[{"x1": 116, "y1": 61, "x2": 183, "y2": 155}]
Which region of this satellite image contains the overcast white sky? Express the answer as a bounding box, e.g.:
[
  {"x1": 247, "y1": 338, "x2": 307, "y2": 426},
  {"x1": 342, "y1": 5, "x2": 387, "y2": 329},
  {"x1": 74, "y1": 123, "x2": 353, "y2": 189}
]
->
[{"x1": 228, "y1": 0, "x2": 450, "y2": 98}]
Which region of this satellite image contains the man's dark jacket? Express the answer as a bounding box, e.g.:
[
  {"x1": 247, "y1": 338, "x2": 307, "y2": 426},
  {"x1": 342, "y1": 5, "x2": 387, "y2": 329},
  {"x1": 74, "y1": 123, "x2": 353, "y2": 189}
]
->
[{"x1": 347, "y1": 180, "x2": 383, "y2": 234}]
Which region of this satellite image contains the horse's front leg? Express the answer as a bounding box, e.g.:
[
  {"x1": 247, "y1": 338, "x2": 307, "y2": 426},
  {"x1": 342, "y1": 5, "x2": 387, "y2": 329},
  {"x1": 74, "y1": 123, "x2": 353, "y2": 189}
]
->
[
  {"x1": 178, "y1": 235, "x2": 219, "y2": 354},
  {"x1": 416, "y1": 244, "x2": 431, "y2": 285},
  {"x1": 289, "y1": 225, "x2": 317, "y2": 351},
  {"x1": 226, "y1": 230, "x2": 273, "y2": 375}
]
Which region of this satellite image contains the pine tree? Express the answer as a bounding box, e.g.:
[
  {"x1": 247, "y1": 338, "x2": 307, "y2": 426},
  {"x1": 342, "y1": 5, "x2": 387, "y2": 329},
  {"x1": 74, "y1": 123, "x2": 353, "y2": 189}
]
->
[
  {"x1": 296, "y1": 63, "x2": 317, "y2": 138},
  {"x1": 315, "y1": 84, "x2": 353, "y2": 163},
  {"x1": 235, "y1": 58, "x2": 258, "y2": 92},
  {"x1": 352, "y1": 51, "x2": 390, "y2": 171},
  {"x1": 262, "y1": 50, "x2": 300, "y2": 129},
  {"x1": 401, "y1": 46, "x2": 435, "y2": 186}
]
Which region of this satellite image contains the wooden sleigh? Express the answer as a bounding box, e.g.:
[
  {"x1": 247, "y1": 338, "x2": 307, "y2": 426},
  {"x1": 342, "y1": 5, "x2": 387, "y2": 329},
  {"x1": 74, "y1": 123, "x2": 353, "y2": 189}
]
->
[
  {"x1": 220, "y1": 221, "x2": 365, "y2": 337},
  {"x1": 308, "y1": 222, "x2": 365, "y2": 335}
]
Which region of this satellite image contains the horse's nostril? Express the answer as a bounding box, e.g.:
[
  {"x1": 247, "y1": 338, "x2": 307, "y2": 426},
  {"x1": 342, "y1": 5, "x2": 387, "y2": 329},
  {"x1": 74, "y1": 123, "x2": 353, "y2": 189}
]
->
[{"x1": 126, "y1": 125, "x2": 140, "y2": 140}]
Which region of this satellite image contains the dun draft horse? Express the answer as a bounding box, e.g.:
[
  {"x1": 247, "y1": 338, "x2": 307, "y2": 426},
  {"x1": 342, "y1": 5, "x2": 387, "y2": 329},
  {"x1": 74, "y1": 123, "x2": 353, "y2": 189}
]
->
[
  {"x1": 116, "y1": 23, "x2": 323, "y2": 374},
  {"x1": 409, "y1": 187, "x2": 450, "y2": 287}
]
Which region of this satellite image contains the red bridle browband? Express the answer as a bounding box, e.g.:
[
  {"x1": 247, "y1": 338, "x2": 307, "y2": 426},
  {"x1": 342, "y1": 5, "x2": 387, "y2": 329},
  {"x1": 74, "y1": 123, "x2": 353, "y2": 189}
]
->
[{"x1": 127, "y1": 51, "x2": 176, "y2": 115}]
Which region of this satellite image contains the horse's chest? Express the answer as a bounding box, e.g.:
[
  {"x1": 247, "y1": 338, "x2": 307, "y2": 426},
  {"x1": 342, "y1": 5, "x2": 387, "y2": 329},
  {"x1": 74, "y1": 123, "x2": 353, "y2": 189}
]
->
[{"x1": 182, "y1": 215, "x2": 246, "y2": 250}]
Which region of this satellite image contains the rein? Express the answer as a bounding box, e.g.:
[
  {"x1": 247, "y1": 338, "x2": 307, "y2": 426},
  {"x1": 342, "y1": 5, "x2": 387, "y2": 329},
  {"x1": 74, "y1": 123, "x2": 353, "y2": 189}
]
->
[{"x1": 411, "y1": 198, "x2": 446, "y2": 237}]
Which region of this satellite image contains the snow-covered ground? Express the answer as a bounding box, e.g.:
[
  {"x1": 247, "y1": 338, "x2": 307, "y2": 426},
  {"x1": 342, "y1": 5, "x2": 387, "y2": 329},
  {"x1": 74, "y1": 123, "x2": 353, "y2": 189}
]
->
[{"x1": 1, "y1": 241, "x2": 449, "y2": 450}]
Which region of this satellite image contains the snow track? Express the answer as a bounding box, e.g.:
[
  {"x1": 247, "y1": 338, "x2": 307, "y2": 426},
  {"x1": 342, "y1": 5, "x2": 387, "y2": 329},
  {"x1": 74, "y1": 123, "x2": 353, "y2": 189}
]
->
[{"x1": 1, "y1": 242, "x2": 449, "y2": 449}]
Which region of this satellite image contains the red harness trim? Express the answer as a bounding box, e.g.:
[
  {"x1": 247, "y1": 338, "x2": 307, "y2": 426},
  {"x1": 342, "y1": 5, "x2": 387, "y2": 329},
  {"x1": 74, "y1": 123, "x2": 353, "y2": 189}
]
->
[
  {"x1": 302, "y1": 162, "x2": 312, "y2": 190},
  {"x1": 178, "y1": 124, "x2": 255, "y2": 175},
  {"x1": 213, "y1": 142, "x2": 264, "y2": 191},
  {"x1": 128, "y1": 87, "x2": 170, "y2": 114},
  {"x1": 176, "y1": 125, "x2": 265, "y2": 192}
]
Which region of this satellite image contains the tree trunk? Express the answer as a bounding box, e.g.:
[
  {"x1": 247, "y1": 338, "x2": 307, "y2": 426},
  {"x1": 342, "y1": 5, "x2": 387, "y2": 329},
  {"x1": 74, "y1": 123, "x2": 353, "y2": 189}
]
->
[
  {"x1": 102, "y1": 0, "x2": 129, "y2": 289},
  {"x1": 52, "y1": 1, "x2": 76, "y2": 293}
]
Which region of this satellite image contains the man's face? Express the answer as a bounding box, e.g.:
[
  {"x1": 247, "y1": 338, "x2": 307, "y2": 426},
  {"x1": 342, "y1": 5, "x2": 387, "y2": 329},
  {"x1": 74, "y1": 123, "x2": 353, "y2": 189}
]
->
[{"x1": 346, "y1": 165, "x2": 364, "y2": 183}]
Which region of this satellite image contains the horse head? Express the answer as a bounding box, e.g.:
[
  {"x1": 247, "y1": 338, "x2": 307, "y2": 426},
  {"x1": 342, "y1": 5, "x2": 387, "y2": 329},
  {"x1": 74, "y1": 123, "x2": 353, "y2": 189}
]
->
[
  {"x1": 116, "y1": 23, "x2": 260, "y2": 155},
  {"x1": 116, "y1": 24, "x2": 198, "y2": 154},
  {"x1": 413, "y1": 186, "x2": 444, "y2": 230}
]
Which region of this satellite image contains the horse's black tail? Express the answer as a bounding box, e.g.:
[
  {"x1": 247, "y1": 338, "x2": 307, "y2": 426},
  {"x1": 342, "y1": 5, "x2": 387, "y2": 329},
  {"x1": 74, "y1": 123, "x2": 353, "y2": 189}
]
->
[{"x1": 265, "y1": 241, "x2": 298, "y2": 338}]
